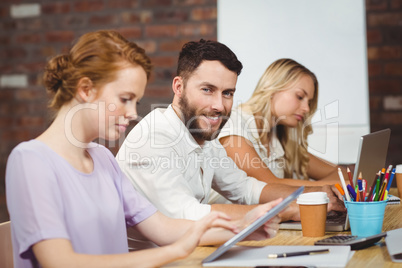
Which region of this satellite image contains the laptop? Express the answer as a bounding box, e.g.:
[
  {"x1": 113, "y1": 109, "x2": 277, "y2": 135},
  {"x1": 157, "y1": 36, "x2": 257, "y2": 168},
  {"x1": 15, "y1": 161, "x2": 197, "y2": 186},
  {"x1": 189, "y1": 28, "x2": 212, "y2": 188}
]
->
[
  {"x1": 202, "y1": 186, "x2": 304, "y2": 264},
  {"x1": 279, "y1": 128, "x2": 391, "y2": 232}
]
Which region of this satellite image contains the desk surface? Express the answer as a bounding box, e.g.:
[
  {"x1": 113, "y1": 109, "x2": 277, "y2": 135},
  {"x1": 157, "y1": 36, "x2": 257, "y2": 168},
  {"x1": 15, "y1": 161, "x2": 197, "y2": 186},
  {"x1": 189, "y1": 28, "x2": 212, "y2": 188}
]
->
[{"x1": 163, "y1": 189, "x2": 402, "y2": 268}]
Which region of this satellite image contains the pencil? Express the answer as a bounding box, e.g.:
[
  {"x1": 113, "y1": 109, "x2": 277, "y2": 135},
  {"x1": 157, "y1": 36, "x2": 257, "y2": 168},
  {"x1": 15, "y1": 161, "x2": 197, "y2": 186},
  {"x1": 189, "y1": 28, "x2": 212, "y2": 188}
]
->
[
  {"x1": 367, "y1": 171, "x2": 379, "y2": 201},
  {"x1": 347, "y1": 167, "x2": 354, "y2": 190},
  {"x1": 338, "y1": 168, "x2": 351, "y2": 202},
  {"x1": 268, "y1": 249, "x2": 330, "y2": 258}
]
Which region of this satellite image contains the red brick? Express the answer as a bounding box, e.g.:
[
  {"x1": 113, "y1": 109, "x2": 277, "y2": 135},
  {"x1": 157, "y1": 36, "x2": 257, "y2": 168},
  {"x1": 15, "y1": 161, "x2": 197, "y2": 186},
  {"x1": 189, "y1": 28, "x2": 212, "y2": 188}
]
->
[
  {"x1": 384, "y1": 62, "x2": 402, "y2": 75},
  {"x1": 366, "y1": 29, "x2": 382, "y2": 44},
  {"x1": 366, "y1": 0, "x2": 388, "y2": 11},
  {"x1": 367, "y1": 12, "x2": 402, "y2": 26},
  {"x1": 154, "y1": 10, "x2": 189, "y2": 22},
  {"x1": 0, "y1": 7, "x2": 9, "y2": 17},
  {"x1": 0, "y1": 117, "x2": 13, "y2": 128},
  {"x1": 117, "y1": 27, "x2": 142, "y2": 39},
  {"x1": 107, "y1": 0, "x2": 139, "y2": 9},
  {"x1": 142, "y1": 0, "x2": 172, "y2": 8},
  {"x1": 0, "y1": 47, "x2": 27, "y2": 60},
  {"x1": 89, "y1": 14, "x2": 117, "y2": 25},
  {"x1": 136, "y1": 40, "x2": 157, "y2": 54},
  {"x1": 145, "y1": 25, "x2": 179, "y2": 38},
  {"x1": 382, "y1": 27, "x2": 402, "y2": 44},
  {"x1": 179, "y1": 23, "x2": 216, "y2": 36},
  {"x1": 121, "y1": 12, "x2": 141, "y2": 24},
  {"x1": 45, "y1": 31, "x2": 75, "y2": 43},
  {"x1": 144, "y1": 84, "x2": 172, "y2": 98},
  {"x1": 173, "y1": 0, "x2": 208, "y2": 6},
  {"x1": 191, "y1": 7, "x2": 217, "y2": 21},
  {"x1": 15, "y1": 18, "x2": 42, "y2": 31},
  {"x1": 391, "y1": 0, "x2": 402, "y2": 9},
  {"x1": 42, "y1": 2, "x2": 71, "y2": 14},
  {"x1": 159, "y1": 39, "x2": 190, "y2": 51},
  {"x1": 369, "y1": 79, "x2": 401, "y2": 94},
  {"x1": 0, "y1": 36, "x2": 10, "y2": 46},
  {"x1": 379, "y1": 112, "x2": 402, "y2": 125},
  {"x1": 15, "y1": 33, "x2": 41, "y2": 44},
  {"x1": 15, "y1": 88, "x2": 46, "y2": 101},
  {"x1": 17, "y1": 62, "x2": 46, "y2": 74},
  {"x1": 367, "y1": 46, "x2": 402, "y2": 59},
  {"x1": 368, "y1": 62, "x2": 383, "y2": 76},
  {"x1": 74, "y1": 0, "x2": 104, "y2": 12},
  {"x1": 369, "y1": 95, "x2": 382, "y2": 111},
  {"x1": 0, "y1": 90, "x2": 13, "y2": 101},
  {"x1": 150, "y1": 56, "x2": 176, "y2": 67},
  {"x1": 16, "y1": 116, "x2": 44, "y2": 127},
  {"x1": 1, "y1": 129, "x2": 31, "y2": 141}
]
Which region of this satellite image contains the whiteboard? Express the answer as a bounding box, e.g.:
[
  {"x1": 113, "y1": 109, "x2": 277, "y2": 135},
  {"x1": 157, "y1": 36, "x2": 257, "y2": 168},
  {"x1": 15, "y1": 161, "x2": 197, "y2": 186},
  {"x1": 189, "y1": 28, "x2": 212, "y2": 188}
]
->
[{"x1": 218, "y1": 0, "x2": 370, "y2": 164}]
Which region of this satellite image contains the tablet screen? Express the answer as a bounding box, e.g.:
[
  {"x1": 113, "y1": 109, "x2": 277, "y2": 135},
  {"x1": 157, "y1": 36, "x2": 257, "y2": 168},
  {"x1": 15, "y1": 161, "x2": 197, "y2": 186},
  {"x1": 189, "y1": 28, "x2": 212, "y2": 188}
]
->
[{"x1": 203, "y1": 186, "x2": 304, "y2": 263}]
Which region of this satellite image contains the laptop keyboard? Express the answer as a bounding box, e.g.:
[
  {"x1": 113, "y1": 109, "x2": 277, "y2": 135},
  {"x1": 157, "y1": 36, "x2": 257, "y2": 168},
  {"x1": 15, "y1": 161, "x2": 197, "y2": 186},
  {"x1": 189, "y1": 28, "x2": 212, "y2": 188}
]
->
[{"x1": 326, "y1": 210, "x2": 347, "y2": 224}]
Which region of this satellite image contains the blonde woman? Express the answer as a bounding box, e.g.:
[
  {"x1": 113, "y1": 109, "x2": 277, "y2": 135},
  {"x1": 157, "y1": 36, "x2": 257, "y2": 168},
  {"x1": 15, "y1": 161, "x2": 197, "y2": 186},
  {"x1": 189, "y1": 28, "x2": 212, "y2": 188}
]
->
[
  {"x1": 6, "y1": 30, "x2": 282, "y2": 268},
  {"x1": 218, "y1": 58, "x2": 347, "y2": 187}
]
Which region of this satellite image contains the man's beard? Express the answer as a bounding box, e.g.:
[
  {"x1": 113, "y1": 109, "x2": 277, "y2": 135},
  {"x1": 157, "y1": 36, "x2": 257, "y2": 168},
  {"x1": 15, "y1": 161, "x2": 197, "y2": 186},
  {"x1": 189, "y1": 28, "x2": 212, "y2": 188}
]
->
[{"x1": 179, "y1": 92, "x2": 230, "y2": 141}]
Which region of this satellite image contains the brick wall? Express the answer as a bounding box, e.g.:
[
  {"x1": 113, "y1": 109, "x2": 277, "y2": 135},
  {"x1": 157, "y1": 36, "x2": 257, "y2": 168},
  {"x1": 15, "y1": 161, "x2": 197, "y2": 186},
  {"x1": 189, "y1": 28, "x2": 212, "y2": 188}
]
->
[
  {"x1": 0, "y1": 0, "x2": 218, "y2": 222},
  {"x1": 0, "y1": 0, "x2": 401, "y2": 222},
  {"x1": 366, "y1": 0, "x2": 402, "y2": 166}
]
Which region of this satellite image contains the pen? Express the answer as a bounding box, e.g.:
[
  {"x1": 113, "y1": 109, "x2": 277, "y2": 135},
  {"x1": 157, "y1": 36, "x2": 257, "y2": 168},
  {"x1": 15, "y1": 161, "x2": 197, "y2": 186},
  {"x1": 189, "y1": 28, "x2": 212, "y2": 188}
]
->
[
  {"x1": 374, "y1": 176, "x2": 381, "y2": 201},
  {"x1": 268, "y1": 249, "x2": 330, "y2": 258},
  {"x1": 383, "y1": 168, "x2": 395, "y2": 201},
  {"x1": 347, "y1": 184, "x2": 357, "y2": 201},
  {"x1": 347, "y1": 167, "x2": 354, "y2": 190},
  {"x1": 357, "y1": 179, "x2": 364, "y2": 202},
  {"x1": 367, "y1": 171, "x2": 380, "y2": 202},
  {"x1": 363, "y1": 179, "x2": 367, "y2": 200},
  {"x1": 335, "y1": 183, "x2": 345, "y2": 200},
  {"x1": 338, "y1": 168, "x2": 351, "y2": 202},
  {"x1": 386, "y1": 168, "x2": 396, "y2": 193}
]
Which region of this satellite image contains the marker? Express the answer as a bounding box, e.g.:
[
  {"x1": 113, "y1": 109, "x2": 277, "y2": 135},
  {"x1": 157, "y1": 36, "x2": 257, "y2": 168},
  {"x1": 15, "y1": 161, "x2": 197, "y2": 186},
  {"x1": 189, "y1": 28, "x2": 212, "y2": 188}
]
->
[
  {"x1": 268, "y1": 249, "x2": 330, "y2": 259},
  {"x1": 338, "y1": 168, "x2": 351, "y2": 201},
  {"x1": 347, "y1": 184, "x2": 357, "y2": 201},
  {"x1": 335, "y1": 183, "x2": 345, "y2": 200},
  {"x1": 355, "y1": 185, "x2": 359, "y2": 202},
  {"x1": 357, "y1": 179, "x2": 364, "y2": 202}
]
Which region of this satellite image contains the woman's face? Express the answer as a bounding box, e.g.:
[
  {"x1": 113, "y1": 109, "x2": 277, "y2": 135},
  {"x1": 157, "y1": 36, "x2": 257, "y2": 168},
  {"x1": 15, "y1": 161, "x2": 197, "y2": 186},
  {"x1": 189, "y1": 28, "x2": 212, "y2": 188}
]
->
[
  {"x1": 271, "y1": 74, "x2": 315, "y2": 128},
  {"x1": 93, "y1": 65, "x2": 147, "y2": 141}
]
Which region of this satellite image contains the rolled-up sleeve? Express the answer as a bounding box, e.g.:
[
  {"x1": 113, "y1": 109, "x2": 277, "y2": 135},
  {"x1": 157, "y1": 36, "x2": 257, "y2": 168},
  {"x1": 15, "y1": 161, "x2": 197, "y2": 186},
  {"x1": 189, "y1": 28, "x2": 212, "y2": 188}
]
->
[{"x1": 208, "y1": 142, "x2": 267, "y2": 205}]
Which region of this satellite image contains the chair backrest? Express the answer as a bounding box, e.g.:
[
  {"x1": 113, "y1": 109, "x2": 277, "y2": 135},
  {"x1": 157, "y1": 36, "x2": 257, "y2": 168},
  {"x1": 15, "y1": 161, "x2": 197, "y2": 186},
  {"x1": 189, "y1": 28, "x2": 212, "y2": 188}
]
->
[{"x1": 0, "y1": 221, "x2": 14, "y2": 268}]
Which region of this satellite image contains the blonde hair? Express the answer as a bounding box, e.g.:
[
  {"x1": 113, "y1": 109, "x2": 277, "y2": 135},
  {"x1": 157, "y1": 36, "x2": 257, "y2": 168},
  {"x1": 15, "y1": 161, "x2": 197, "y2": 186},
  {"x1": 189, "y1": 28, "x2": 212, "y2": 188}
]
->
[
  {"x1": 241, "y1": 58, "x2": 318, "y2": 179},
  {"x1": 43, "y1": 30, "x2": 152, "y2": 110}
]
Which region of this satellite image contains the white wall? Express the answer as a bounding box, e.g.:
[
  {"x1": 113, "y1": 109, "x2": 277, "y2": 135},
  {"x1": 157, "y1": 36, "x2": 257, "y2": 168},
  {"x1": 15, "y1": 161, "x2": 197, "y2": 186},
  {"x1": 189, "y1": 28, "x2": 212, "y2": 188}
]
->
[{"x1": 218, "y1": 0, "x2": 370, "y2": 164}]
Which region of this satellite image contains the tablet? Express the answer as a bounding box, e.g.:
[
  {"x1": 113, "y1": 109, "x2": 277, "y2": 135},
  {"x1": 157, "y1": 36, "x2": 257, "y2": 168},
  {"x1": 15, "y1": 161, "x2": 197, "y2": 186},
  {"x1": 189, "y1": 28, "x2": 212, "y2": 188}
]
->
[{"x1": 202, "y1": 186, "x2": 304, "y2": 264}]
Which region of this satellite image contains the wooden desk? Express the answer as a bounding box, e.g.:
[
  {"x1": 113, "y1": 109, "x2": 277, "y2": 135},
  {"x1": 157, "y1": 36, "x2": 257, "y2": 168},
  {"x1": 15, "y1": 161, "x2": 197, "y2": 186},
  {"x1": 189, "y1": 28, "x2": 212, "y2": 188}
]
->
[{"x1": 163, "y1": 189, "x2": 402, "y2": 268}]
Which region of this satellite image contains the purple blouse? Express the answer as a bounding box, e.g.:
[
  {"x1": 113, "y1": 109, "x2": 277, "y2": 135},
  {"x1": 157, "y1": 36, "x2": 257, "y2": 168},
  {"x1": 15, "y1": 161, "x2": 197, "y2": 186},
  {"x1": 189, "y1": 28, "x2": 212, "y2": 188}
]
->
[{"x1": 6, "y1": 140, "x2": 157, "y2": 268}]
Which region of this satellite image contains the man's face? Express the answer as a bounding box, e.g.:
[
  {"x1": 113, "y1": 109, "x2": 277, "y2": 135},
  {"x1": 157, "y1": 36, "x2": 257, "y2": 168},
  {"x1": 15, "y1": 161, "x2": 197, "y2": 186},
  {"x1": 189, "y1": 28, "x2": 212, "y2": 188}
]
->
[{"x1": 178, "y1": 60, "x2": 237, "y2": 144}]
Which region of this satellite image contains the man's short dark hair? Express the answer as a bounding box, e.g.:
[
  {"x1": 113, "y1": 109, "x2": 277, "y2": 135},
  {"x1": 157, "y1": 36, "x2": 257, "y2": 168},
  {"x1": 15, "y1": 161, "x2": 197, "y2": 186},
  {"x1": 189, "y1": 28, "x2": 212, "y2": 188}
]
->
[{"x1": 177, "y1": 39, "x2": 243, "y2": 83}]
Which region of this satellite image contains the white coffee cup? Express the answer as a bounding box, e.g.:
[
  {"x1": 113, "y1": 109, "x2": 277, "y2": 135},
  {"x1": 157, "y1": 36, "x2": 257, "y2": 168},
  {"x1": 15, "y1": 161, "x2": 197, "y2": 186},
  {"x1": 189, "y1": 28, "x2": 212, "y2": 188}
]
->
[{"x1": 297, "y1": 192, "x2": 329, "y2": 237}]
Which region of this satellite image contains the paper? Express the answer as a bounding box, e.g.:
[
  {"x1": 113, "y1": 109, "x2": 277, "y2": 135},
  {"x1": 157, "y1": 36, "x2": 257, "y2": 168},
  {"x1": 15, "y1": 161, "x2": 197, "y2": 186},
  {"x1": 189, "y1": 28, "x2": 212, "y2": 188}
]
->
[
  {"x1": 203, "y1": 245, "x2": 353, "y2": 268},
  {"x1": 386, "y1": 228, "x2": 402, "y2": 262}
]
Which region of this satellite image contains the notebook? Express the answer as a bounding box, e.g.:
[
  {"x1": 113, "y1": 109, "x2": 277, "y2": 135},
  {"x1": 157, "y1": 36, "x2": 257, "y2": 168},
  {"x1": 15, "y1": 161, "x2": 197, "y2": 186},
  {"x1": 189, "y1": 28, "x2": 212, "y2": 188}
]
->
[
  {"x1": 280, "y1": 128, "x2": 392, "y2": 232},
  {"x1": 202, "y1": 186, "x2": 304, "y2": 264}
]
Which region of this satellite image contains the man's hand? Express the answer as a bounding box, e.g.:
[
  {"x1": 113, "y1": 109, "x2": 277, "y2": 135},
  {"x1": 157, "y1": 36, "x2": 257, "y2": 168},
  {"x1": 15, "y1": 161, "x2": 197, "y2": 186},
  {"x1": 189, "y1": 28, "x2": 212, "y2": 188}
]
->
[{"x1": 239, "y1": 198, "x2": 282, "y2": 241}]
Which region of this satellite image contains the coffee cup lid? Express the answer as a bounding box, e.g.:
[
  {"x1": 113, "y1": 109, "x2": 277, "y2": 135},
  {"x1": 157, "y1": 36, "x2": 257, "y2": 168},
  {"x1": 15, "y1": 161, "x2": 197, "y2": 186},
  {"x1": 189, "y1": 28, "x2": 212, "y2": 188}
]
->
[{"x1": 296, "y1": 192, "x2": 329, "y2": 205}]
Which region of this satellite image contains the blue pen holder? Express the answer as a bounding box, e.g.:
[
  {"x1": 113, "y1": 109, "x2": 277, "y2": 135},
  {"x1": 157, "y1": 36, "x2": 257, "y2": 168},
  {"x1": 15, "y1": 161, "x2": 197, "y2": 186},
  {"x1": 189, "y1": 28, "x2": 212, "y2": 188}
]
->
[{"x1": 345, "y1": 200, "x2": 387, "y2": 237}]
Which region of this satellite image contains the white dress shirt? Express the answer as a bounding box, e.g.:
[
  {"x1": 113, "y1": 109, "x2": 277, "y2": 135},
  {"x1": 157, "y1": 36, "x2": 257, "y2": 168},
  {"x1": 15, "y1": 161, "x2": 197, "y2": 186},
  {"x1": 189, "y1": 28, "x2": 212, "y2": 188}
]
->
[{"x1": 116, "y1": 105, "x2": 266, "y2": 220}]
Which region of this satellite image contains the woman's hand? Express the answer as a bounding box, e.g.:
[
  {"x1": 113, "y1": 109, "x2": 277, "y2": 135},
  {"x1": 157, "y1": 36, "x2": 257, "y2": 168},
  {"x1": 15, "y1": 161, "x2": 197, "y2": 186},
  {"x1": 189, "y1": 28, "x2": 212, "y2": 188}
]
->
[
  {"x1": 170, "y1": 211, "x2": 238, "y2": 259},
  {"x1": 240, "y1": 198, "x2": 282, "y2": 241}
]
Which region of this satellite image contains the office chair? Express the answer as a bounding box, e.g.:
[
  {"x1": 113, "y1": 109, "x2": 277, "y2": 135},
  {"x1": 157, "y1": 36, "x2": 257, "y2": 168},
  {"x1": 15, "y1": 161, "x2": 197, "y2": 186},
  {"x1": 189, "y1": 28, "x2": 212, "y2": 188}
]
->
[{"x1": 0, "y1": 221, "x2": 14, "y2": 268}]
